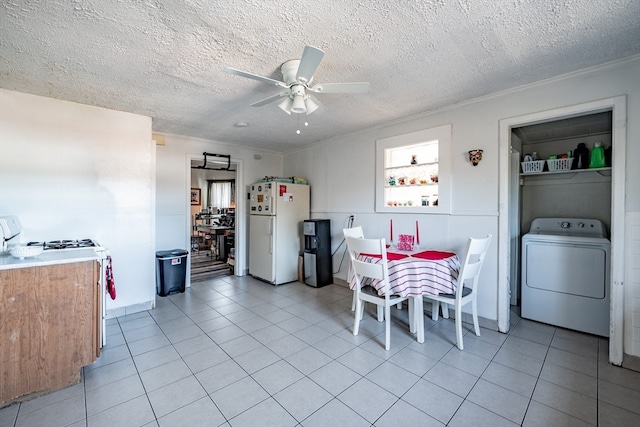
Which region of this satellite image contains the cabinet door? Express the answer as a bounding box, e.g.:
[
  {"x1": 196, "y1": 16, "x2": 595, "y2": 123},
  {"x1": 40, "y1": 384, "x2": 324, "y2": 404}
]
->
[{"x1": 0, "y1": 261, "x2": 98, "y2": 406}]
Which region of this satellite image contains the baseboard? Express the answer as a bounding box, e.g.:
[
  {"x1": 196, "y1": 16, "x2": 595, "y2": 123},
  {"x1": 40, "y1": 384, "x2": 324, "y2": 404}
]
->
[{"x1": 106, "y1": 300, "x2": 155, "y2": 319}]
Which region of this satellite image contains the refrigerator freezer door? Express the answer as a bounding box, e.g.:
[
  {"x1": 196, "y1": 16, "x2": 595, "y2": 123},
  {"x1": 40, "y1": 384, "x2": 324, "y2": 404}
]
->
[
  {"x1": 249, "y1": 215, "x2": 275, "y2": 282},
  {"x1": 249, "y1": 182, "x2": 275, "y2": 216}
]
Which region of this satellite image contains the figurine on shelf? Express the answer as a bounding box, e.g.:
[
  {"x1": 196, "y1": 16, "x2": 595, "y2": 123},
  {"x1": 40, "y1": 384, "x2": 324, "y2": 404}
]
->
[{"x1": 411, "y1": 155, "x2": 418, "y2": 165}]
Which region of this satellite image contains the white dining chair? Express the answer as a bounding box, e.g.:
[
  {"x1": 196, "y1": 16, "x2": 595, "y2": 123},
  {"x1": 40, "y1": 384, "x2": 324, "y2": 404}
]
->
[
  {"x1": 425, "y1": 234, "x2": 492, "y2": 350},
  {"x1": 346, "y1": 235, "x2": 424, "y2": 351},
  {"x1": 343, "y1": 226, "x2": 364, "y2": 312}
]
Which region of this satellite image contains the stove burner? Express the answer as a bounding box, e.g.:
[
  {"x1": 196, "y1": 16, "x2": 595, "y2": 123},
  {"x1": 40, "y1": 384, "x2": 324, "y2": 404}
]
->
[{"x1": 28, "y1": 239, "x2": 98, "y2": 250}]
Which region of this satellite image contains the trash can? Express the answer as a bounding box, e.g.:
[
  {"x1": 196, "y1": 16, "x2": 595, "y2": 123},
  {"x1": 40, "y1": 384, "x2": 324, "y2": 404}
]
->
[{"x1": 156, "y1": 249, "x2": 189, "y2": 296}]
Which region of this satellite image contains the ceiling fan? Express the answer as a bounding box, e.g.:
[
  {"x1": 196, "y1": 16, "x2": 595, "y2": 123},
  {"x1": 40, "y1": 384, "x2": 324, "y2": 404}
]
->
[{"x1": 224, "y1": 45, "x2": 370, "y2": 116}]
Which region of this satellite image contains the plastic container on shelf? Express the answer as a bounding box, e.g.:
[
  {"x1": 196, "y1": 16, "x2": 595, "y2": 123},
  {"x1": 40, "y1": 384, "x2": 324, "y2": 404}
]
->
[
  {"x1": 521, "y1": 160, "x2": 546, "y2": 174},
  {"x1": 547, "y1": 158, "x2": 574, "y2": 172},
  {"x1": 573, "y1": 143, "x2": 589, "y2": 169},
  {"x1": 589, "y1": 142, "x2": 606, "y2": 168}
]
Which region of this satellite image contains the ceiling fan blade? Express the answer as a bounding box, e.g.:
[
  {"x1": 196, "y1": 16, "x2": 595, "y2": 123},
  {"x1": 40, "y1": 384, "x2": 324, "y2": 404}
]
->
[
  {"x1": 224, "y1": 67, "x2": 287, "y2": 87},
  {"x1": 309, "y1": 82, "x2": 370, "y2": 94},
  {"x1": 250, "y1": 91, "x2": 290, "y2": 107},
  {"x1": 295, "y1": 46, "x2": 325, "y2": 84}
]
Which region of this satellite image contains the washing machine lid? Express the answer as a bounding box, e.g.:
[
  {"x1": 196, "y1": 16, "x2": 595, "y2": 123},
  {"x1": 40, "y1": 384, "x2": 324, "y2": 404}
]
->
[{"x1": 528, "y1": 218, "x2": 608, "y2": 238}]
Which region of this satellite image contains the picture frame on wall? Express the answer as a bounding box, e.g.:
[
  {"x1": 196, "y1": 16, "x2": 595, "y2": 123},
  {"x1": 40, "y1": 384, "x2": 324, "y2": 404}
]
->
[{"x1": 191, "y1": 188, "x2": 201, "y2": 205}]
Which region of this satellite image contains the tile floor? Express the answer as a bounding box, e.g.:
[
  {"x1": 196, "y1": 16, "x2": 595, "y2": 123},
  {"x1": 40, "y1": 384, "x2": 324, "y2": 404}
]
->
[{"x1": 2, "y1": 275, "x2": 640, "y2": 427}]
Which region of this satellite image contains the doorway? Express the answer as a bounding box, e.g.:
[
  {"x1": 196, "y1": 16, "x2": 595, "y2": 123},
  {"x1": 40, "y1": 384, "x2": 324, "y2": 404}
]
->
[
  {"x1": 189, "y1": 159, "x2": 237, "y2": 282},
  {"x1": 498, "y1": 96, "x2": 627, "y2": 365}
]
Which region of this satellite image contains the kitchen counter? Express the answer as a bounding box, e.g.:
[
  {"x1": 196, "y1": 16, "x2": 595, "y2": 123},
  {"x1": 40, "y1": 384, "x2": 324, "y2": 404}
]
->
[{"x1": 0, "y1": 248, "x2": 98, "y2": 270}]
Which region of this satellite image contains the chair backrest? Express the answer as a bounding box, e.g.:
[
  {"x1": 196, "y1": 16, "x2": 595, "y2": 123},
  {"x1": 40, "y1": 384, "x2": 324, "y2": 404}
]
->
[
  {"x1": 343, "y1": 226, "x2": 365, "y2": 264},
  {"x1": 456, "y1": 234, "x2": 492, "y2": 300},
  {"x1": 345, "y1": 236, "x2": 391, "y2": 297}
]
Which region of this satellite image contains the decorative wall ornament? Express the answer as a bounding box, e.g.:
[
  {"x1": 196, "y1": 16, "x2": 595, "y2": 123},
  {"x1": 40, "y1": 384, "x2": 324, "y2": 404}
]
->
[{"x1": 468, "y1": 149, "x2": 483, "y2": 166}]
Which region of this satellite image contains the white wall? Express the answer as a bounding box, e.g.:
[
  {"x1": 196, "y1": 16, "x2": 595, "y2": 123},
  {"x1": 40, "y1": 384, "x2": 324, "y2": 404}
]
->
[
  {"x1": 283, "y1": 57, "x2": 640, "y2": 356},
  {"x1": 155, "y1": 133, "x2": 283, "y2": 280},
  {"x1": 0, "y1": 89, "x2": 155, "y2": 316}
]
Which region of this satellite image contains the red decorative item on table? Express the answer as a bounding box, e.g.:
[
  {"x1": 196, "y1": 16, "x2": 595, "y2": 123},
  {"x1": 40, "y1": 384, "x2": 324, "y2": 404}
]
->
[{"x1": 397, "y1": 234, "x2": 415, "y2": 251}]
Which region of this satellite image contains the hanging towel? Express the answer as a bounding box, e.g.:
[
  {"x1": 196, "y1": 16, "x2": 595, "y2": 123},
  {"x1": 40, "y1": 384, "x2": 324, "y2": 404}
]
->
[{"x1": 106, "y1": 255, "x2": 116, "y2": 300}]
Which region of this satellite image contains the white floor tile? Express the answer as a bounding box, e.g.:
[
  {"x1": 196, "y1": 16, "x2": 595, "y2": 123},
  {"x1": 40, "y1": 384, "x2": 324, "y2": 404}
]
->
[
  {"x1": 87, "y1": 395, "x2": 155, "y2": 427},
  {"x1": 337, "y1": 378, "x2": 398, "y2": 424},
  {"x1": 273, "y1": 377, "x2": 332, "y2": 421},
  {"x1": 401, "y1": 378, "x2": 463, "y2": 425},
  {"x1": 375, "y1": 398, "x2": 444, "y2": 427},
  {"x1": 157, "y1": 396, "x2": 226, "y2": 427},
  {"x1": 210, "y1": 376, "x2": 269, "y2": 420},
  {"x1": 301, "y1": 398, "x2": 370, "y2": 427},
  {"x1": 229, "y1": 397, "x2": 297, "y2": 427},
  {"x1": 147, "y1": 375, "x2": 207, "y2": 418},
  {"x1": 448, "y1": 400, "x2": 518, "y2": 427},
  {"x1": 251, "y1": 359, "x2": 304, "y2": 395},
  {"x1": 531, "y1": 379, "x2": 597, "y2": 424},
  {"x1": 467, "y1": 379, "x2": 529, "y2": 424}
]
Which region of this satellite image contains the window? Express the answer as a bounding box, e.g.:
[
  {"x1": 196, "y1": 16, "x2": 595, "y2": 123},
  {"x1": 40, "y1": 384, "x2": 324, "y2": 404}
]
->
[
  {"x1": 376, "y1": 124, "x2": 452, "y2": 213},
  {"x1": 207, "y1": 180, "x2": 235, "y2": 209}
]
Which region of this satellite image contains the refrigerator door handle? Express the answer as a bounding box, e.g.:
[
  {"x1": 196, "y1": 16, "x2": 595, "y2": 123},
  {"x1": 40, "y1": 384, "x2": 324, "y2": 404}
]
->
[{"x1": 269, "y1": 217, "x2": 274, "y2": 255}]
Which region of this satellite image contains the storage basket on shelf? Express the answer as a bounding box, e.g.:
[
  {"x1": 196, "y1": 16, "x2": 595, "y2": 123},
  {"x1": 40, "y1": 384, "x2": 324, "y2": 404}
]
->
[
  {"x1": 546, "y1": 158, "x2": 574, "y2": 172},
  {"x1": 521, "y1": 160, "x2": 546, "y2": 174}
]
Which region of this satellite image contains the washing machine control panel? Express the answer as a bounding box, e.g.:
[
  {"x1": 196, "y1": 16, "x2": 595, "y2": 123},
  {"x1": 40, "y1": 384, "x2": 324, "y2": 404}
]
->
[{"x1": 530, "y1": 218, "x2": 607, "y2": 238}]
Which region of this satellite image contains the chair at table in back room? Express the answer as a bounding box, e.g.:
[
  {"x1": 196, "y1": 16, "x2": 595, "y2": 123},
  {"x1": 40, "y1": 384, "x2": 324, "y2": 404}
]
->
[
  {"x1": 346, "y1": 236, "x2": 424, "y2": 351},
  {"x1": 342, "y1": 226, "x2": 364, "y2": 312},
  {"x1": 424, "y1": 234, "x2": 492, "y2": 350}
]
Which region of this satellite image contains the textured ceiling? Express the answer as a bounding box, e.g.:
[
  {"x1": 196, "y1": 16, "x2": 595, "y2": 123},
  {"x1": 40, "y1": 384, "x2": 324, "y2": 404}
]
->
[{"x1": 1, "y1": 0, "x2": 639, "y2": 152}]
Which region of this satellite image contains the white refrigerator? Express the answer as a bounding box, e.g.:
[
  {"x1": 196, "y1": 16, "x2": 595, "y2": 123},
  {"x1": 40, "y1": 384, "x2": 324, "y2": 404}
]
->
[{"x1": 249, "y1": 182, "x2": 310, "y2": 285}]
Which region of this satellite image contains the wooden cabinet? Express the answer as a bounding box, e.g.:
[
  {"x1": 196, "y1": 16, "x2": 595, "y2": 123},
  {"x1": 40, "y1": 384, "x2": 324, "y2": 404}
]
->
[{"x1": 0, "y1": 261, "x2": 99, "y2": 407}]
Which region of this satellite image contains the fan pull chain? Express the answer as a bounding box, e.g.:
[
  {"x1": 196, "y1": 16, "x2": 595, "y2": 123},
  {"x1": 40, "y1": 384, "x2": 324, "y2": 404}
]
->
[{"x1": 295, "y1": 114, "x2": 309, "y2": 135}]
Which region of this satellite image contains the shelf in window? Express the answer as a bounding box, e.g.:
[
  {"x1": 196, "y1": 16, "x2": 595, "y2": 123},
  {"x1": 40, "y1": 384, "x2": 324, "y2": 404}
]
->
[
  {"x1": 385, "y1": 161, "x2": 437, "y2": 171},
  {"x1": 385, "y1": 183, "x2": 437, "y2": 188}
]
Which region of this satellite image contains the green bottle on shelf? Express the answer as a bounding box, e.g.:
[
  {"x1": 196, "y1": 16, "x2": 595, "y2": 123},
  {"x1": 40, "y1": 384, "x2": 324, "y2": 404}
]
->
[{"x1": 589, "y1": 142, "x2": 605, "y2": 169}]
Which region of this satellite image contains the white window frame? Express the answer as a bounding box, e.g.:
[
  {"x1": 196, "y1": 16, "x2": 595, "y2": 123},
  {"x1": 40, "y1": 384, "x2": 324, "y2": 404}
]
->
[{"x1": 375, "y1": 124, "x2": 452, "y2": 214}]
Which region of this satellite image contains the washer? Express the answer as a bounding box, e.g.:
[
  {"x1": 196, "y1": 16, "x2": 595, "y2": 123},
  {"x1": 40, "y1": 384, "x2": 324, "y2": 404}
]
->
[{"x1": 521, "y1": 218, "x2": 610, "y2": 337}]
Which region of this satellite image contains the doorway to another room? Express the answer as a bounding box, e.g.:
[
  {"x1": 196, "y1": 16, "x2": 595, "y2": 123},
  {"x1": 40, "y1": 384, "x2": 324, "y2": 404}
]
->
[{"x1": 190, "y1": 158, "x2": 237, "y2": 282}]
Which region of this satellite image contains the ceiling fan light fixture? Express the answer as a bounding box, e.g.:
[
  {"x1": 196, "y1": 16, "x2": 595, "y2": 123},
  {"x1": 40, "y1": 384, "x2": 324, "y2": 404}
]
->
[
  {"x1": 278, "y1": 97, "x2": 293, "y2": 115},
  {"x1": 305, "y1": 97, "x2": 319, "y2": 115},
  {"x1": 291, "y1": 94, "x2": 307, "y2": 114}
]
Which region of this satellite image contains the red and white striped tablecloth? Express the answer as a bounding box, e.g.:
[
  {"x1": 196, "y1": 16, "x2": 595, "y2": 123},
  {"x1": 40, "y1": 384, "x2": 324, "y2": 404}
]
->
[{"x1": 348, "y1": 250, "x2": 460, "y2": 298}]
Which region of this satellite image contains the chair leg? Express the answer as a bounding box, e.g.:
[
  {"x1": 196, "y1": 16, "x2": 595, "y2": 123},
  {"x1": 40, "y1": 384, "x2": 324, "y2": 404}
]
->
[
  {"x1": 441, "y1": 303, "x2": 450, "y2": 319},
  {"x1": 408, "y1": 298, "x2": 415, "y2": 333},
  {"x1": 415, "y1": 297, "x2": 424, "y2": 344},
  {"x1": 396, "y1": 302, "x2": 402, "y2": 310},
  {"x1": 472, "y1": 298, "x2": 481, "y2": 336},
  {"x1": 455, "y1": 303, "x2": 464, "y2": 350},
  {"x1": 384, "y1": 305, "x2": 391, "y2": 350},
  {"x1": 431, "y1": 300, "x2": 439, "y2": 321},
  {"x1": 353, "y1": 298, "x2": 362, "y2": 336},
  {"x1": 377, "y1": 305, "x2": 384, "y2": 322},
  {"x1": 351, "y1": 292, "x2": 356, "y2": 311}
]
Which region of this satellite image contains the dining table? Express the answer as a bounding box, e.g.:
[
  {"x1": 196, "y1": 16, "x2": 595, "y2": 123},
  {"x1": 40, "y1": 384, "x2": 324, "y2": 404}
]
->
[{"x1": 347, "y1": 248, "x2": 460, "y2": 298}]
